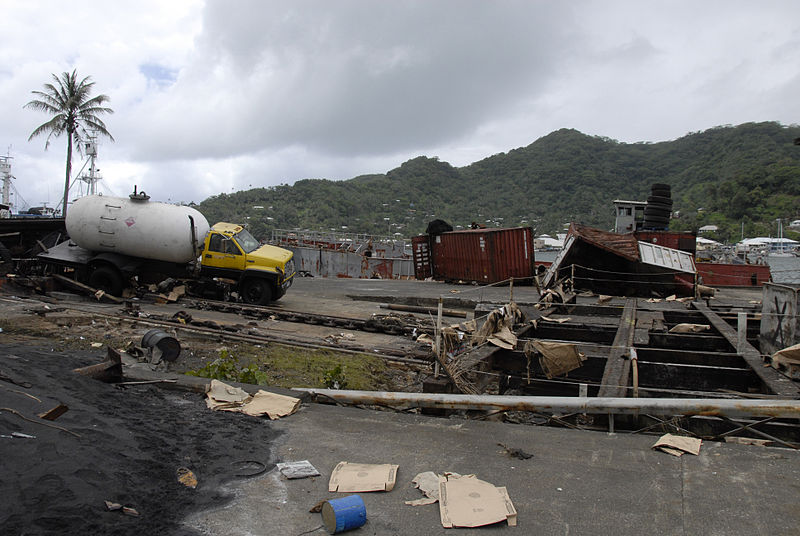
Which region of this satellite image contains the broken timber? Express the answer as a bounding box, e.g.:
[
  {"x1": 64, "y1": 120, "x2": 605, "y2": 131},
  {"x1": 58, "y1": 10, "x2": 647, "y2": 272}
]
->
[
  {"x1": 692, "y1": 301, "x2": 800, "y2": 398},
  {"x1": 598, "y1": 298, "x2": 637, "y2": 397},
  {"x1": 436, "y1": 305, "x2": 557, "y2": 394},
  {"x1": 52, "y1": 274, "x2": 124, "y2": 304}
]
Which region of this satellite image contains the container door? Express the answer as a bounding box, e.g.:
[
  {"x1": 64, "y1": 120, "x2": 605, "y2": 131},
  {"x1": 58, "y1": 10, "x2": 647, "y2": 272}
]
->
[{"x1": 412, "y1": 236, "x2": 432, "y2": 279}]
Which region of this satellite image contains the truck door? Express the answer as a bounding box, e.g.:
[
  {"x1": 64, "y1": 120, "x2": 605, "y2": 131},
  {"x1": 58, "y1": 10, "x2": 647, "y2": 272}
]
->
[{"x1": 203, "y1": 233, "x2": 246, "y2": 273}]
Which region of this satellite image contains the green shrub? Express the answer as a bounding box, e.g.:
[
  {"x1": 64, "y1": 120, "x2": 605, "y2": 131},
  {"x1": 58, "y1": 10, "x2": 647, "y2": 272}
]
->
[{"x1": 188, "y1": 349, "x2": 268, "y2": 385}]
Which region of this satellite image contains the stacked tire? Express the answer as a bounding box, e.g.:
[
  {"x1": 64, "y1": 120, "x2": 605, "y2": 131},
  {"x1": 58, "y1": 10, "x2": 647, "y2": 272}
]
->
[{"x1": 643, "y1": 183, "x2": 672, "y2": 230}]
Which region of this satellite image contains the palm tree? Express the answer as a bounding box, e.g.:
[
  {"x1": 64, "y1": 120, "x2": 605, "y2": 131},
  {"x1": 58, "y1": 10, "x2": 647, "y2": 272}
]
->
[{"x1": 25, "y1": 70, "x2": 113, "y2": 218}]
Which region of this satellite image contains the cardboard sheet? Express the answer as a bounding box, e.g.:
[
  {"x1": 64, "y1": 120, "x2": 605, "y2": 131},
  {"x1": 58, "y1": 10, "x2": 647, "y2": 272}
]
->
[
  {"x1": 205, "y1": 380, "x2": 300, "y2": 419},
  {"x1": 526, "y1": 340, "x2": 586, "y2": 379},
  {"x1": 652, "y1": 433, "x2": 702, "y2": 456},
  {"x1": 328, "y1": 462, "x2": 399, "y2": 492},
  {"x1": 438, "y1": 473, "x2": 516, "y2": 528},
  {"x1": 772, "y1": 343, "x2": 800, "y2": 378},
  {"x1": 206, "y1": 379, "x2": 249, "y2": 410},
  {"x1": 487, "y1": 325, "x2": 517, "y2": 350},
  {"x1": 405, "y1": 471, "x2": 443, "y2": 506},
  {"x1": 240, "y1": 390, "x2": 301, "y2": 419}
]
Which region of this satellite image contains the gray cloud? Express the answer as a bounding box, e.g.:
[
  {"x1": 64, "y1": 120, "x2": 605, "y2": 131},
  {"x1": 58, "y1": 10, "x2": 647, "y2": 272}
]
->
[{"x1": 1, "y1": 0, "x2": 799, "y2": 209}]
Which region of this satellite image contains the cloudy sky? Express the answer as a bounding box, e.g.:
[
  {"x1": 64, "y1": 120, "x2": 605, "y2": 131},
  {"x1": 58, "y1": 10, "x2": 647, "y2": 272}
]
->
[{"x1": 1, "y1": 0, "x2": 799, "y2": 210}]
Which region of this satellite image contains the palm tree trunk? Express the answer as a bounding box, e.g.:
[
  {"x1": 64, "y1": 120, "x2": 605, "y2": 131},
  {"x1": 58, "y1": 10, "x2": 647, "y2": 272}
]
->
[{"x1": 63, "y1": 133, "x2": 73, "y2": 219}]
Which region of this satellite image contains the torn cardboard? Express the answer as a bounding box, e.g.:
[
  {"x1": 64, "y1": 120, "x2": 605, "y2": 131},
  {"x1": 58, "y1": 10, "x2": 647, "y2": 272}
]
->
[
  {"x1": 239, "y1": 390, "x2": 301, "y2": 419},
  {"x1": 405, "y1": 471, "x2": 443, "y2": 506},
  {"x1": 205, "y1": 380, "x2": 300, "y2": 419},
  {"x1": 328, "y1": 462, "x2": 399, "y2": 492},
  {"x1": 771, "y1": 343, "x2": 800, "y2": 379},
  {"x1": 206, "y1": 379, "x2": 249, "y2": 410},
  {"x1": 487, "y1": 325, "x2": 517, "y2": 350},
  {"x1": 524, "y1": 339, "x2": 586, "y2": 379},
  {"x1": 438, "y1": 473, "x2": 517, "y2": 528},
  {"x1": 652, "y1": 433, "x2": 702, "y2": 456}
]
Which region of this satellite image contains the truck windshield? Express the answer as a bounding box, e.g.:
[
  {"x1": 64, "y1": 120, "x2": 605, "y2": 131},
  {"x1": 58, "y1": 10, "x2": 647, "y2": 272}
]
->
[{"x1": 233, "y1": 229, "x2": 260, "y2": 254}]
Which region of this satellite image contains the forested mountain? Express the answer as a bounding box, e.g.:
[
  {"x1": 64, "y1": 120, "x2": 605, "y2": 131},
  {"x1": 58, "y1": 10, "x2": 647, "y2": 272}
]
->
[{"x1": 197, "y1": 122, "x2": 800, "y2": 243}]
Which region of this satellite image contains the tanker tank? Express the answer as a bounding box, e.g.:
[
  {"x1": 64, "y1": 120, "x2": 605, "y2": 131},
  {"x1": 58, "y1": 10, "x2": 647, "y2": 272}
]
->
[{"x1": 66, "y1": 195, "x2": 211, "y2": 264}]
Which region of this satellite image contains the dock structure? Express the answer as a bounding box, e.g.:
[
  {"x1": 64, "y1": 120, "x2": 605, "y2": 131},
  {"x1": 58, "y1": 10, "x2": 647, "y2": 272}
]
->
[{"x1": 423, "y1": 286, "x2": 800, "y2": 445}]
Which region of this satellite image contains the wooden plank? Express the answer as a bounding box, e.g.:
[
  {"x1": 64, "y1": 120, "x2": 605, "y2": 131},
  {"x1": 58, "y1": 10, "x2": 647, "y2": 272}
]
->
[
  {"x1": 598, "y1": 298, "x2": 637, "y2": 398},
  {"x1": 51, "y1": 274, "x2": 124, "y2": 304},
  {"x1": 692, "y1": 301, "x2": 800, "y2": 398}
]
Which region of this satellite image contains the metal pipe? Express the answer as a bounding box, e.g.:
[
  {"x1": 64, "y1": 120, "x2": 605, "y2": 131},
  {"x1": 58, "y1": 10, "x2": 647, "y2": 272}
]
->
[{"x1": 292, "y1": 389, "x2": 800, "y2": 419}]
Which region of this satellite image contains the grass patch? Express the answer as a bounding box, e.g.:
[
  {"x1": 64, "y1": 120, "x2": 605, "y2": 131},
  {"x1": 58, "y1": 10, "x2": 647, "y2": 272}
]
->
[{"x1": 185, "y1": 343, "x2": 388, "y2": 390}]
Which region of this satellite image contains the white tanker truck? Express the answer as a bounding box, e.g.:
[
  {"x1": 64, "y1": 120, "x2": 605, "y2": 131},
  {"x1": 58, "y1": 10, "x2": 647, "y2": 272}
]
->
[{"x1": 37, "y1": 191, "x2": 295, "y2": 304}]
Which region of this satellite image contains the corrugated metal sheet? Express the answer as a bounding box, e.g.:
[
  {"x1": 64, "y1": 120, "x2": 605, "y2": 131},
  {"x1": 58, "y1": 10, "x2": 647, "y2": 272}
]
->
[
  {"x1": 414, "y1": 227, "x2": 535, "y2": 284},
  {"x1": 284, "y1": 245, "x2": 414, "y2": 279},
  {"x1": 569, "y1": 223, "x2": 640, "y2": 261},
  {"x1": 542, "y1": 223, "x2": 697, "y2": 297},
  {"x1": 638, "y1": 242, "x2": 696, "y2": 274}
]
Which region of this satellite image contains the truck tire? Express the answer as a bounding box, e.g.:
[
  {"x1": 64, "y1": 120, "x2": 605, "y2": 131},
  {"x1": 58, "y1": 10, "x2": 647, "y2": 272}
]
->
[
  {"x1": 241, "y1": 278, "x2": 273, "y2": 305},
  {"x1": 89, "y1": 266, "x2": 124, "y2": 297}
]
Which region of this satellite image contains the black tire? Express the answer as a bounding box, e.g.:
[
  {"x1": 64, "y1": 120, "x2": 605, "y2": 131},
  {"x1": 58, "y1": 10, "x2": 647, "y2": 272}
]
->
[
  {"x1": 651, "y1": 183, "x2": 671, "y2": 192},
  {"x1": 646, "y1": 195, "x2": 673, "y2": 205},
  {"x1": 644, "y1": 210, "x2": 671, "y2": 220},
  {"x1": 88, "y1": 266, "x2": 124, "y2": 296},
  {"x1": 241, "y1": 278, "x2": 273, "y2": 305}
]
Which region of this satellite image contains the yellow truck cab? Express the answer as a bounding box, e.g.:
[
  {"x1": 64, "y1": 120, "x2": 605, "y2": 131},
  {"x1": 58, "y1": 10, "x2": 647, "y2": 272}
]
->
[{"x1": 201, "y1": 223, "x2": 295, "y2": 304}]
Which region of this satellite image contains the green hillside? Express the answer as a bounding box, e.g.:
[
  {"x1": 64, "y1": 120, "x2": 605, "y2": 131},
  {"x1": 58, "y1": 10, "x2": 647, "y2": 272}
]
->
[{"x1": 197, "y1": 121, "x2": 800, "y2": 243}]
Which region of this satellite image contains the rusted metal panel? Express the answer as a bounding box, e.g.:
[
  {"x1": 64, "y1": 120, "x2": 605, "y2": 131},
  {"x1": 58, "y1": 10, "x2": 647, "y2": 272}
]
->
[
  {"x1": 294, "y1": 389, "x2": 800, "y2": 418},
  {"x1": 415, "y1": 227, "x2": 534, "y2": 284},
  {"x1": 635, "y1": 230, "x2": 697, "y2": 255},
  {"x1": 569, "y1": 223, "x2": 639, "y2": 261},
  {"x1": 543, "y1": 223, "x2": 696, "y2": 297},
  {"x1": 284, "y1": 245, "x2": 413, "y2": 279},
  {"x1": 697, "y1": 262, "x2": 771, "y2": 287}
]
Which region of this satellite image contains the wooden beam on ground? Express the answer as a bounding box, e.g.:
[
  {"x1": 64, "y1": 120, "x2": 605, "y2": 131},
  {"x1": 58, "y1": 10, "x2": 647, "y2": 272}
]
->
[
  {"x1": 51, "y1": 274, "x2": 124, "y2": 304},
  {"x1": 598, "y1": 298, "x2": 637, "y2": 398},
  {"x1": 692, "y1": 301, "x2": 800, "y2": 398}
]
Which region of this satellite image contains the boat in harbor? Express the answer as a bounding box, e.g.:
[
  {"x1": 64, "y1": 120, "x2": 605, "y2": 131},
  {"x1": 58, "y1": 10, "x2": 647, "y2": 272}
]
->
[{"x1": 768, "y1": 219, "x2": 796, "y2": 257}]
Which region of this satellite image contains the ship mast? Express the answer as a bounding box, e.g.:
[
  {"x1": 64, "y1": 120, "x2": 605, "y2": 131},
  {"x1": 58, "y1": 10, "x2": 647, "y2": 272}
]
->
[
  {"x1": 77, "y1": 134, "x2": 101, "y2": 195},
  {"x1": 0, "y1": 154, "x2": 12, "y2": 209}
]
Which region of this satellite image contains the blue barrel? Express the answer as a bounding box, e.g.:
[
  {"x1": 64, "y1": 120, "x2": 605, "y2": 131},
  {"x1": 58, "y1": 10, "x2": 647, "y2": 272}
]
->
[{"x1": 321, "y1": 494, "x2": 366, "y2": 533}]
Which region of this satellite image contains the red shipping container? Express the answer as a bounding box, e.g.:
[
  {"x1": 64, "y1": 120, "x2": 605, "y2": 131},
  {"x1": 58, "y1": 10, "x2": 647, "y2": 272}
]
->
[
  {"x1": 635, "y1": 230, "x2": 697, "y2": 255},
  {"x1": 413, "y1": 227, "x2": 535, "y2": 284}
]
